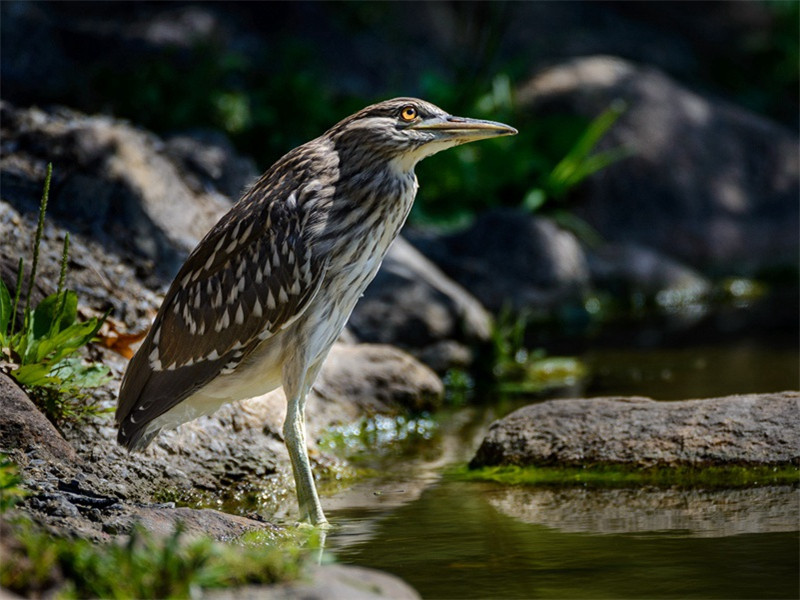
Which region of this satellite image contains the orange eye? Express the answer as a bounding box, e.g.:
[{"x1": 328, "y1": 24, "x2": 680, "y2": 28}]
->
[{"x1": 400, "y1": 106, "x2": 417, "y2": 121}]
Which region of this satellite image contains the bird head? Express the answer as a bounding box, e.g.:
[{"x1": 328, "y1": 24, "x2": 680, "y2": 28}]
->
[{"x1": 329, "y1": 97, "x2": 517, "y2": 172}]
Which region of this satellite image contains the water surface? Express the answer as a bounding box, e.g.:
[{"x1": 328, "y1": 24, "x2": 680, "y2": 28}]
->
[{"x1": 321, "y1": 335, "x2": 799, "y2": 598}]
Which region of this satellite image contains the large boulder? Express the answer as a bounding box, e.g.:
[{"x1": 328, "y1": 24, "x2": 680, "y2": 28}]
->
[
  {"x1": 0, "y1": 101, "x2": 237, "y2": 280},
  {"x1": 349, "y1": 236, "x2": 492, "y2": 371},
  {"x1": 471, "y1": 391, "x2": 800, "y2": 468},
  {"x1": 518, "y1": 56, "x2": 800, "y2": 273},
  {"x1": 408, "y1": 210, "x2": 590, "y2": 313}
]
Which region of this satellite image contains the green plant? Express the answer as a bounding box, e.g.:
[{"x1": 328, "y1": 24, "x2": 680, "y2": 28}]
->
[
  {"x1": 489, "y1": 308, "x2": 586, "y2": 393},
  {"x1": 0, "y1": 455, "x2": 27, "y2": 513},
  {"x1": 523, "y1": 100, "x2": 631, "y2": 207},
  {"x1": 0, "y1": 521, "x2": 305, "y2": 598},
  {"x1": 410, "y1": 72, "x2": 633, "y2": 231},
  {"x1": 0, "y1": 164, "x2": 111, "y2": 426}
]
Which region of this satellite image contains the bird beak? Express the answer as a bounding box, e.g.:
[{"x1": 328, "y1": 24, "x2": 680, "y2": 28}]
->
[{"x1": 409, "y1": 114, "x2": 518, "y2": 141}]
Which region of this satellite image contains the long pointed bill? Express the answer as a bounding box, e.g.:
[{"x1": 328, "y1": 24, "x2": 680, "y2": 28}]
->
[{"x1": 409, "y1": 115, "x2": 518, "y2": 141}]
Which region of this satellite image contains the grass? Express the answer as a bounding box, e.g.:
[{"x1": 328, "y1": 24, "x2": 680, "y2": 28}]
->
[
  {"x1": 0, "y1": 519, "x2": 311, "y2": 599},
  {"x1": 486, "y1": 308, "x2": 588, "y2": 394},
  {"x1": 0, "y1": 164, "x2": 111, "y2": 426},
  {"x1": 0, "y1": 455, "x2": 27, "y2": 513},
  {"x1": 453, "y1": 463, "x2": 800, "y2": 489}
]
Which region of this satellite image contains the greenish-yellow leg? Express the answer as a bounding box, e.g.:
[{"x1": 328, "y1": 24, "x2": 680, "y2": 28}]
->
[{"x1": 283, "y1": 392, "x2": 328, "y2": 526}]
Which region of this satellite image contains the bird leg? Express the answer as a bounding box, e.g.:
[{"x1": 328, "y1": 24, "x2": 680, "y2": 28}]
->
[{"x1": 283, "y1": 362, "x2": 328, "y2": 526}]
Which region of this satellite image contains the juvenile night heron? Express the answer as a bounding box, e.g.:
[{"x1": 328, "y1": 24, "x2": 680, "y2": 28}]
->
[{"x1": 116, "y1": 98, "x2": 516, "y2": 525}]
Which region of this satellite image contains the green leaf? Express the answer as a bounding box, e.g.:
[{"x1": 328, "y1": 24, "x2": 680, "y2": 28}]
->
[
  {"x1": 50, "y1": 358, "x2": 112, "y2": 389},
  {"x1": 11, "y1": 363, "x2": 59, "y2": 387},
  {"x1": 0, "y1": 280, "x2": 10, "y2": 342},
  {"x1": 545, "y1": 101, "x2": 630, "y2": 199},
  {"x1": 550, "y1": 209, "x2": 605, "y2": 249},
  {"x1": 31, "y1": 318, "x2": 102, "y2": 365},
  {"x1": 32, "y1": 291, "x2": 77, "y2": 339}
]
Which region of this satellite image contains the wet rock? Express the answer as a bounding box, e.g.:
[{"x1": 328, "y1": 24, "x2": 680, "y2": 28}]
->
[
  {"x1": 518, "y1": 55, "x2": 800, "y2": 272},
  {"x1": 349, "y1": 237, "x2": 492, "y2": 371},
  {"x1": 0, "y1": 101, "x2": 232, "y2": 279},
  {"x1": 486, "y1": 485, "x2": 799, "y2": 537},
  {"x1": 408, "y1": 211, "x2": 590, "y2": 313},
  {"x1": 471, "y1": 391, "x2": 800, "y2": 468},
  {"x1": 0, "y1": 373, "x2": 79, "y2": 463},
  {"x1": 207, "y1": 563, "x2": 420, "y2": 600}
]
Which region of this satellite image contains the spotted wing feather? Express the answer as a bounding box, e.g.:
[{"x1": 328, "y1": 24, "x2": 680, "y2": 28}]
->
[{"x1": 116, "y1": 193, "x2": 324, "y2": 450}]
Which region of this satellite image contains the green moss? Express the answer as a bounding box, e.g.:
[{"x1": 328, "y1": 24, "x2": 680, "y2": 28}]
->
[
  {"x1": 1, "y1": 519, "x2": 306, "y2": 599},
  {"x1": 452, "y1": 464, "x2": 800, "y2": 489}
]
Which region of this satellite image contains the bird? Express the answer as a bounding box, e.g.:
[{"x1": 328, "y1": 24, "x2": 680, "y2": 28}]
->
[{"x1": 116, "y1": 97, "x2": 516, "y2": 526}]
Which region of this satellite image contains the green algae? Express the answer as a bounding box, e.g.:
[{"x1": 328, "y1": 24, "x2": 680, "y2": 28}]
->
[{"x1": 453, "y1": 463, "x2": 800, "y2": 488}]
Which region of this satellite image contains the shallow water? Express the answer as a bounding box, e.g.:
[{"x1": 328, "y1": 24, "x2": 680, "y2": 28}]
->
[
  {"x1": 320, "y1": 335, "x2": 799, "y2": 599},
  {"x1": 328, "y1": 483, "x2": 798, "y2": 599}
]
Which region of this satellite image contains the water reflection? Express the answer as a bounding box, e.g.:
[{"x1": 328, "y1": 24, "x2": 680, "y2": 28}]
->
[
  {"x1": 316, "y1": 332, "x2": 800, "y2": 597},
  {"x1": 486, "y1": 485, "x2": 800, "y2": 537},
  {"x1": 326, "y1": 481, "x2": 800, "y2": 599}
]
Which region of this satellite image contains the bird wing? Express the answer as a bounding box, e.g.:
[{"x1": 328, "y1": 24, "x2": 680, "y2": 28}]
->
[{"x1": 116, "y1": 191, "x2": 326, "y2": 449}]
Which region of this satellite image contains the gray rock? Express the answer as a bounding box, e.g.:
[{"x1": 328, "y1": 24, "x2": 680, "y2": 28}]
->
[
  {"x1": 518, "y1": 55, "x2": 800, "y2": 272},
  {"x1": 165, "y1": 130, "x2": 258, "y2": 200},
  {"x1": 0, "y1": 101, "x2": 232, "y2": 279},
  {"x1": 314, "y1": 343, "x2": 444, "y2": 415},
  {"x1": 470, "y1": 391, "x2": 800, "y2": 468},
  {"x1": 588, "y1": 242, "x2": 712, "y2": 302},
  {"x1": 206, "y1": 563, "x2": 420, "y2": 600},
  {"x1": 0, "y1": 199, "x2": 163, "y2": 334},
  {"x1": 349, "y1": 236, "x2": 492, "y2": 371},
  {"x1": 103, "y1": 506, "x2": 277, "y2": 541},
  {"x1": 409, "y1": 210, "x2": 590, "y2": 313},
  {"x1": 1, "y1": 166, "x2": 444, "y2": 528},
  {"x1": 0, "y1": 373, "x2": 79, "y2": 463}
]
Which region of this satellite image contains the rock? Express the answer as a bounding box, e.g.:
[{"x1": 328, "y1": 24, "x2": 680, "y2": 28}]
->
[
  {"x1": 408, "y1": 210, "x2": 590, "y2": 313},
  {"x1": 588, "y1": 242, "x2": 712, "y2": 302},
  {"x1": 207, "y1": 563, "x2": 420, "y2": 600},
  {"x1": 0, "y1": 373, "x2": 79, "y2": 463},
  {"x1": 349, "y1": 237, "x2": 492, "y2": 371},
  {"x1": 0, "y1": 101, "x2": 232, "y2": 279},
  {"x1": 164, "y1": 129, "x2": 258, "y2": 200},
  {"x1": 470, "y1": 391, "x2": 800, "y2": 468},
  {"x1": 518, "y1": 56, "x2": 800, "y2": 273},
  {"x1": 486, "y1": 485, "x2": 799, "y2": 537},
  {"x1": 104, "y1": 506, "x2": 276, "y2": 541},
  {"x1": 0, "y1": 200, "x2": 163, "y2": 334},
  {"x1": 314, "y1": 343, "x2": 444, "y2": 414}
]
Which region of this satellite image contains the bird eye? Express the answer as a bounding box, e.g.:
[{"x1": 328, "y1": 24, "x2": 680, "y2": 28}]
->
[{"x1": 400, "y1": 106, "x2": 418, "y2": 122}]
